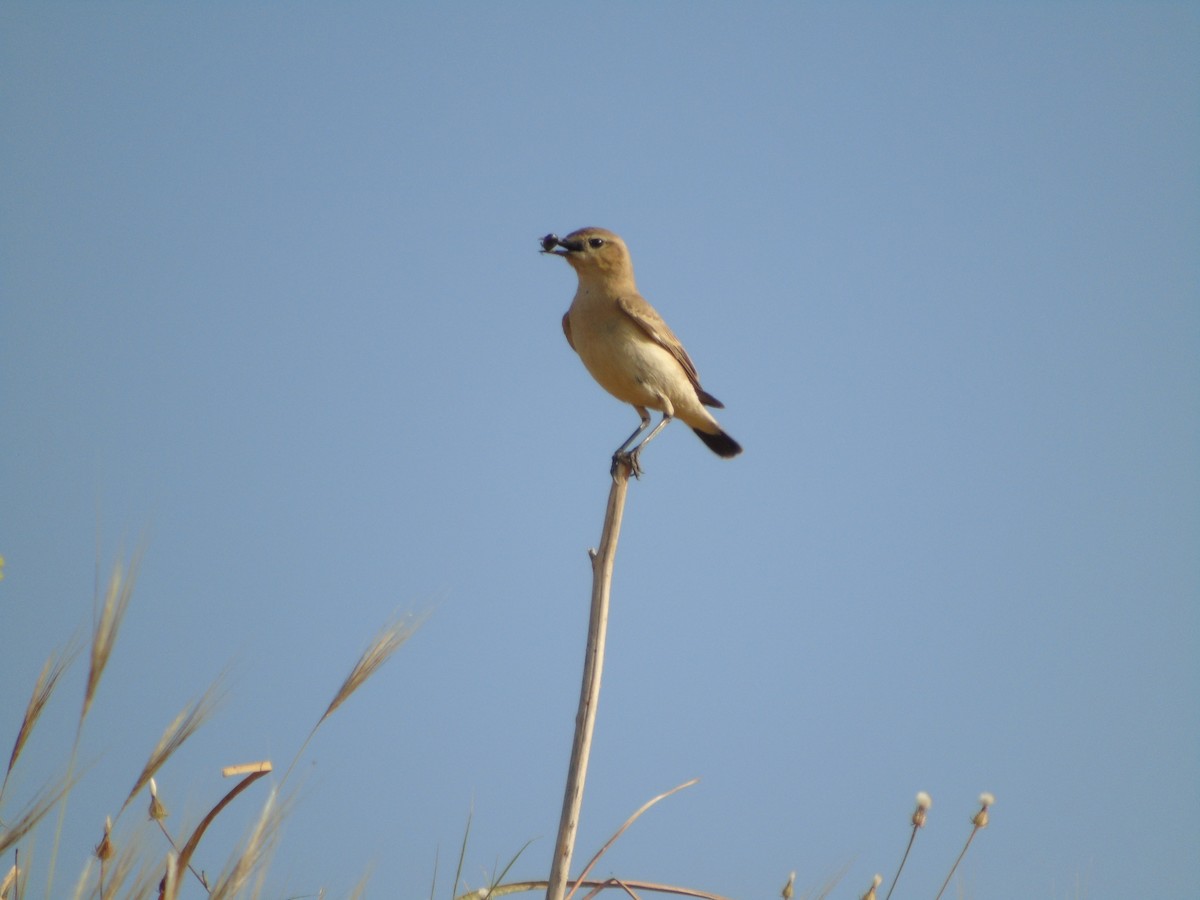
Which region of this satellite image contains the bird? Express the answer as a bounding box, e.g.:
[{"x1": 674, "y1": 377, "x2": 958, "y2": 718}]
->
[{"x1": 542, "y1": 226, "x2": 742, "y2": 476}]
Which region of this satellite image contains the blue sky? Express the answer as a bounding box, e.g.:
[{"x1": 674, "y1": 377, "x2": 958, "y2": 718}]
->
[{"x1": 2, "y1": 4, "x2": 1196, "y2": 898}]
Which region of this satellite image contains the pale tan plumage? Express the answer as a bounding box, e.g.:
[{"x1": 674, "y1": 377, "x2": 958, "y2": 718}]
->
[{"x1": 543, "y1": 226, "x2": 741, "y2": 473}]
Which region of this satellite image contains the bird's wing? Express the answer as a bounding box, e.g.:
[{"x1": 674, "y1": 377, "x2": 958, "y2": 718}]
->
[
  {"x1": 561, "y1": 311, "x2": 575, "y2": 351},
  {"x1": 616, "y1": 294, "x2": 702, "y2": 389}
]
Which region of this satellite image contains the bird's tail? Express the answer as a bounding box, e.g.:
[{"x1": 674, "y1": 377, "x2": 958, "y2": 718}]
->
[{"x1": 693, "y1": 428, "x2": 743, "y2": 459}]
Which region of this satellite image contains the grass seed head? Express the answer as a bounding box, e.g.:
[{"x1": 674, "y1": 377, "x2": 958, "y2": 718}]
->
[
  {"x1": 95, "y1": 816, "x2": 115, "y2": 862},
  {"x1": 913, "y1": 790, "x2": 932, "y2": 827},
  {"x1": 122, "y1": 677, "x2": 224, "y2": 813},
  {"x1": 148, "y1": 776, "x2": 168, "y2": 821},
  {"x1": 973, "y1": 792, "x2": 994, "y2": 828},
  {"x1": 4, "y1": 640, "x2": 80, "y2": 795},
  {"x1": 321, "y1": 614, "x2": 424, "y2": 723},
  {"x1": 84, "y1": 555, "x2": 141, "y2": 722}
]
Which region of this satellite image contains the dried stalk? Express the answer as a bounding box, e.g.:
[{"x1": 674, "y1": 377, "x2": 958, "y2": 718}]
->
[{"x1": 546, "y1": 459, "x2": 633, "y2": 900}]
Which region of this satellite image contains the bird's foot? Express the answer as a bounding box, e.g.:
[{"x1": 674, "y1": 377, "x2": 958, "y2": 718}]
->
[{"x1": 611, "y1": 450, "x2": 643, "y2": 480}]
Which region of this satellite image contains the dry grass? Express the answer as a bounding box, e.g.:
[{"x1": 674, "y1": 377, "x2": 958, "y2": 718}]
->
[
  {"x1": 1, "y1": 863, "x2": 18, "y2": 899},
  {"x1": 455, "y1": 880, "x2": 739, "y2": 900},
  {"x1": 793, "y1": 864, "x2": 851, "y2": 900},
  {"x1": 566, "y1": 778, "x2": 698, "y2": 900},
  {"x1": 1, "y1": 550, "x2": 424, "y2": 899},
  {"x1": 1, "y1": 639, "x2": 81, "y2": 807},
  {"x1": 933, "y1": 794, "x2": 994, "y2": 900},
  {"x1": 883, "y1": 791, "x2": 931, "y2": 900},
  {"x1": 205, "y1": 789, "x2": 292, "y2": 900},
  {"x1": 0, "y1": 773, "x2": 77, "y2": 856},
  {"x1": 83, "y1": 552, "x2": 141, "y2": 725},
  {"x1": 90, "y1": 822, "x2": 161, "y2": 900},
  {"x1": 46, "y1": 552, "x2": 141, "y2": 896},
  {"x1": 3, "y1": 545, "x2": 995, "y2": 899},
  {"x1": 119, "y1": 679, "x2": 226, "y2": 815},
  {"x1": 321, "y1": 612, "x2": 425, "y2": 725},
  {"x1": 282, "y1": 612, "x2": 426, "y2": 785}
]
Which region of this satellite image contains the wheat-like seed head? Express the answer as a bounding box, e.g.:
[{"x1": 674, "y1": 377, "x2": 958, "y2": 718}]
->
[
  {"x1": 3, "y1": 639, "x2": 81, "y2": 801},
  {"x1": 121, "y1": 678, "x2": 225, "y2": 814},
  {"x1": 0, "y1": 773, "x2": 76, "y2": 855},
  {"x1": 321, "y1": 613, "x2": 425, "y2": 724},
  {"x1": 83, "y1": 555, "x2": 141, "y2": 723}
]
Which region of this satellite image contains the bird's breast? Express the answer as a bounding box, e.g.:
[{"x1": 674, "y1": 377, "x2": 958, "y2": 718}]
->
[{"x1": 567, "y1": 304, "x2": 689, "y2": 411}]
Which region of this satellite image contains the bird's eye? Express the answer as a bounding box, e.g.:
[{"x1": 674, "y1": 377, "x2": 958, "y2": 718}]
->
[{"x1": 588, "y1": 237, "x2": 605, "y2": 248}]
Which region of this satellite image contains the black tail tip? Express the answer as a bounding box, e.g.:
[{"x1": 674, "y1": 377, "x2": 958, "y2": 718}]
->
[{"x1": 694, "y1": 428, "x2": 743, "y2": 459}]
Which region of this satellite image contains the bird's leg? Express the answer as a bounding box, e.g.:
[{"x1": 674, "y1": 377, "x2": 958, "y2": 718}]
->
[
  {"x1": 613, "y1": 400, "x2": 674, "y2": 479},
  {"x1": 614, "y1": 407, "x2": 652, "y2": 456},
  {"x1": 611, "y1": 407, "x2": 652, "y2": 478},
  {"x1": 625, "y1": 412, "x2": 673, "y2": 475}
]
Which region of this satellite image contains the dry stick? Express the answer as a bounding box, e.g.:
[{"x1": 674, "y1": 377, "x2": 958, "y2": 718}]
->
[{"x1": 546, "y1": 459, "x2": 634, "y2": 900}]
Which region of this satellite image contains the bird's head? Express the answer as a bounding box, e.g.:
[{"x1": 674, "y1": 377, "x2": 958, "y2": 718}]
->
[{"x1": 540, "y1": 227, "x2": 634, "y2": 283}]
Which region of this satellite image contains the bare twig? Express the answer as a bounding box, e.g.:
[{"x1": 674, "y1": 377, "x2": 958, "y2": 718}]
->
[{"x1": 546, "y1": 459, "x2": 634, "y2": 900}]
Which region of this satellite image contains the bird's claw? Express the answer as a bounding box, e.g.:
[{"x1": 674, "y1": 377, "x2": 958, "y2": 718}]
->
[{"x1": 611, "y1": 450, "x2": 643, "y2": 480}]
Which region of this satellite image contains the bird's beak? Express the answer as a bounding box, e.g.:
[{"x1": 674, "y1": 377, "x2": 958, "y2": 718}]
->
[{"x1": 540, "y1": 233, "x2": 581, "y2": 256}]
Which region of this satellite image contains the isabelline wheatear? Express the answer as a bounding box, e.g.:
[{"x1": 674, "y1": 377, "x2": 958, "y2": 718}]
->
[{"x1": 542, "y1": 227, "x2": 742, "y2": 475}]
